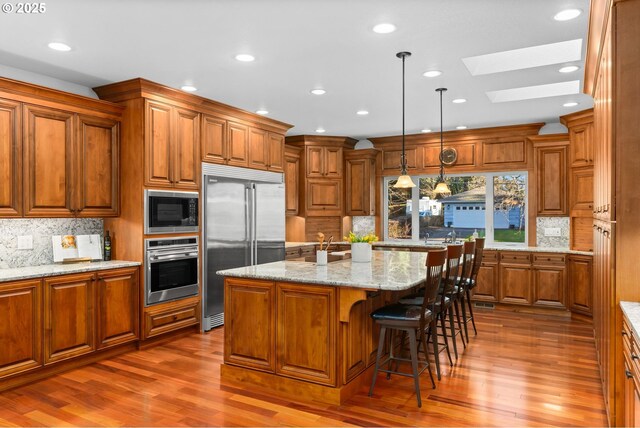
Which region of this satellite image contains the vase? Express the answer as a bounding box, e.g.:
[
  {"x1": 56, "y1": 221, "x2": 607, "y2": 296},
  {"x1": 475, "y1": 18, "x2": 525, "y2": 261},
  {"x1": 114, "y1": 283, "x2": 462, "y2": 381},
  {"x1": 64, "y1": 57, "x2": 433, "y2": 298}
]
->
[{"x1": 351, "y1": 242, "x2": 372, "y2": 263}]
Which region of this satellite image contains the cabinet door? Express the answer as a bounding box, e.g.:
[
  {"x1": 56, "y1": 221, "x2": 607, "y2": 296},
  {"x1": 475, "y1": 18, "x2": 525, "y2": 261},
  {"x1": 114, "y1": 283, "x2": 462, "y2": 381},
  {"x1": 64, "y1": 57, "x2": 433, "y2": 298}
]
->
[
  {"x1": 76, "y1": 115, "x2": 119, "y2": 217},
  {"x1": 568, "y1": 255, "x2": 592, "y2": 315},
  {"x1": 23, "y1": 104, "x2": 74, "y2": 217},
  {"x1": 570, "y1": 123, "x2": 593, "y2": 167},
  {"x1": 173, "y1": 107, "x2": 200, "y2": 189},
  {"x1": 248, "y1": 128, "x2": 268, "y2": 170},
  {"x1": 0, "y1": 280, "x2": 41, "y2": 378},
  {"x1": 284, "y1": 153, "x2": 299, "y2": 215},
  {"x1": 532, "y1": 266, "x2": 566, "y2": 308},
  {"x1": 227, "y1": 121, "x2": 249, "y2": 167},
  {"x1": 324, "y1": 147, "x2": 343, "y2": 177},
  {"x1": 535, "y1": 145, "x2": 568, "y2": 216},
  {"x1": 144, "y1": 100, "x2": 173, "y2": 188},
  {"x1": 474, "y1": 262, "x2": 499, "y2": 302},
  {"x1": 305, "y1": 179, "x2": 342, "y2": 216},
  {"x1": 224, "y1": 278, "x2": 275, "y2": 372},
  {"x1": 96, "y1": 268, "x2": 139, "y2": 349},
  {"x1": 201, "y1": 114, "x2": 227, "y2": 164},
  {"x1": 306, "y1": 147, "x2": 324, "y2": 177},
  {"x1": 267, "y1": 133, "x2": 284, "y2": 172},
  {"x1": 499, "y1": 264, "x2": 532, "y2": 305},
  {"x1": 0, "y1": 99, "x2": 21, "y2": 216},
  {"x1": 276, "y1": 282, "x2": 336, "y2": 386},
  {"x1": 44, "y1": 273, "x2": 94, "y2": 364},
  {"x1": 570, "y1": 167, "x2": 594, "y2": 213},
  {"x1": 345, "y1": 158, "x2": 374, "y2": 215}
]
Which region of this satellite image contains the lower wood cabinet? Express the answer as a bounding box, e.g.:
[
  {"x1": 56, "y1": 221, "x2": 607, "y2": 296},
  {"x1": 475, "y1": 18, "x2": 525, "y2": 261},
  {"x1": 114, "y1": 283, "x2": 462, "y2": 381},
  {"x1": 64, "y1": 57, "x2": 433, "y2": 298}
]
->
[
  {"x1": 143, "y1": 295, "x2": 199, "y2": 340},
  {"x1": 532, "y1": 254, "x2": 567, "y2": 308},
  {"x1": 473, "y1": 250, "x2": 498, "y2": 302},
  {"x1": 0, "y1": 280, "x2": 42, "y2": 378},
  {"x1": 622, "y1": 313, "x2": 640, "y2": 426},
  {"x1": 568, "y1": 255, "x2": 593, "y2": 315},
  {"x1": 96, "y1": 268, "x2": 139, "y2": 349},
  {"x1": 499, "y1": 262, "x2": 533, "y2": 305}
]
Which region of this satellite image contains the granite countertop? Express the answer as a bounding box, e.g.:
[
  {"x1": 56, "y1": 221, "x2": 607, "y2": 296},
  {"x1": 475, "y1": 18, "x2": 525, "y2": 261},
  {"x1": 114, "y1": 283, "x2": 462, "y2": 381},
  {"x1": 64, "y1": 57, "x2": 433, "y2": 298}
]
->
[
  {"x1": 0, "y1": 260, "x2": 142, "y2": 283},
  {"x1": 285, "y1": 242, "x2": 317, "y2": 248},
  {"x1": 218, "y1": 250, "x2": 428, "y2": 291},
  {"x1": 621, "y1": 302, "x2": 640, "y2": 338}
]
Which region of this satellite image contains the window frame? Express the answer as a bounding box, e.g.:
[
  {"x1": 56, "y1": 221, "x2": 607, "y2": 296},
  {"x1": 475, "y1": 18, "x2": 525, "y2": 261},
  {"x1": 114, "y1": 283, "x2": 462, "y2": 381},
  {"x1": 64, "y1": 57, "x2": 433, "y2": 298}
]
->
[{"x1": 383, "y1": 171, "x2": 528, "y2": 246}]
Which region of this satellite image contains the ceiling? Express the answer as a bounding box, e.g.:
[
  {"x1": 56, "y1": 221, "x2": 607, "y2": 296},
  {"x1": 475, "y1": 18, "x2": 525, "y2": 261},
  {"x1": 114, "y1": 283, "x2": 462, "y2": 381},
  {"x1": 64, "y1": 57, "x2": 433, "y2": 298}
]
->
[{"x1": 0, "y1": 0, "x2": 593, "y2": 139}]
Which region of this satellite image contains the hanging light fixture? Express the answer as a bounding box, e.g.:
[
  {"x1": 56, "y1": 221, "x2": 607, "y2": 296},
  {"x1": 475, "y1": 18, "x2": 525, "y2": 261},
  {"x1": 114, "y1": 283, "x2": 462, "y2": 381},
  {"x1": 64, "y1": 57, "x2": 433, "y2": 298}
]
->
[
  {"x1": 393, "y1": 51, "x2": 416, "y2": 189},
  {"x1": 434, "y1": 87, "x2": 452, "y2": 195}
]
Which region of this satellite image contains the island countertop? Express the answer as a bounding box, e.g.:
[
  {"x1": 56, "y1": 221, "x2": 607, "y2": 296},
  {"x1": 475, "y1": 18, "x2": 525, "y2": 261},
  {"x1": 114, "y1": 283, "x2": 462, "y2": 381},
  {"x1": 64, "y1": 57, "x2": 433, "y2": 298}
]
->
[{"x1": 217, "y1": 250, "x2": 427, "y2": 291}]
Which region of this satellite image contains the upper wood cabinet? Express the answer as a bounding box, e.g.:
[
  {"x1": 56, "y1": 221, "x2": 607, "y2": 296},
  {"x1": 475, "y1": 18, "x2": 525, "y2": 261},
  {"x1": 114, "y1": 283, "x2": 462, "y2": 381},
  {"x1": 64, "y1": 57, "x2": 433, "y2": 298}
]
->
[
  {"x1": 345, "y1": 149, "x2": 378, "y2": 216},
  {"x1": 305, "y1": 179, "x2": 342, "y2": 216},
  {"x1": 201, "y1": 114, "x2": 227, "y2": 164},
  {"x1": 0, "y1": 99, "x2": 21, "y2": 217},
  {"x1": 569, "y1": 123, "x2": 594, "y2": 167},
  {"x1": 306, "y1": 146, "x2": 343, "y2": 178},
  {"x1": 284, "y1": 145, "x2": 301, "y2": 216},
  {"x1": 532, "y1": 137, "x2": 569, "y2": 216},
  {"x1": 144, "y1": 100, "x2": 199, "y2": 190},
  {"x1": 227, "y1": 121, "x2": 249, "y2": 167},
  {"x1": 248, "y1": 129, "x2": 284, "y2": 172},
  {"x1": 570, "y1": 167, "x2": 594, "y2": 213}
]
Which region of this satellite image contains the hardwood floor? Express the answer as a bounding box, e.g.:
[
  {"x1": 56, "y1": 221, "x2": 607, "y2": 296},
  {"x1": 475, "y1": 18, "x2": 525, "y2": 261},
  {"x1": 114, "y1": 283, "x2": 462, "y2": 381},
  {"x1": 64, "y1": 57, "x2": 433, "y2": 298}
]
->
[{"x1": 0, "y1": 310, "x2": 606, "y2": 427}]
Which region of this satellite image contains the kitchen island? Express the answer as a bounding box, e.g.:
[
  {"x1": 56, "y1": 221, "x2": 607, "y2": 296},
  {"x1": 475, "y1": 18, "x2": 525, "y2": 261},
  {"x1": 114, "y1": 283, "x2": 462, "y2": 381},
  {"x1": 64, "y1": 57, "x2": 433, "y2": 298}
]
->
[{"x1": 217, "y1": 250, "x2": 428, "y2": 404}]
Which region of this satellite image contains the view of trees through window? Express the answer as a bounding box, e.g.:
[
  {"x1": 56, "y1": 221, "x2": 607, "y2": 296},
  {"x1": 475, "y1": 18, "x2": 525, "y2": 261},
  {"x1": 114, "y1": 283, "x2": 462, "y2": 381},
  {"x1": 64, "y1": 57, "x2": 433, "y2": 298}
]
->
[{"x1": 386, "y1": 173, "x2": 526, "y2": 243}]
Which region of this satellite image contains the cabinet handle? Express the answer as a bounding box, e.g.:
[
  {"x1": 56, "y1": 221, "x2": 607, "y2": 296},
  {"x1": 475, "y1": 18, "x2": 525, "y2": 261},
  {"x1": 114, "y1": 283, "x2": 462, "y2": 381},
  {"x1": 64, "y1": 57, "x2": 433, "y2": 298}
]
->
[
  {"x1": 603, "y1": 230, "x2": 610, "y2": 237},
  {"x1": 632, "y1": 354, "x2": 639, "y2": 361},
  {"x1": 623, "y1": 330, "x2": 628, "y2": 336},
  {"x1": 604, "y1": 204, "x2": 609, "y2": 213},
  {"x1": 627, "y1": 370, "x2": 634, "y2": 379}
]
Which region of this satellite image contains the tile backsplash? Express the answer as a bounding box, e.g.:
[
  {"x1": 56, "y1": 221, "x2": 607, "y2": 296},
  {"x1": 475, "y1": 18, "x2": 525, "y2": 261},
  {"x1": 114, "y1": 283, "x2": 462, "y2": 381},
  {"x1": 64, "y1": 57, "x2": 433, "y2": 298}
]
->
[
  {"x1": 352, "y1": 216, "x2": 376, "y2": 236},
  {"x1": 536, "y1": 217, "x2": 569, "y2": 248},
  {"x1": 0, "y1": 218, "x2": 103, "y2": 268}
]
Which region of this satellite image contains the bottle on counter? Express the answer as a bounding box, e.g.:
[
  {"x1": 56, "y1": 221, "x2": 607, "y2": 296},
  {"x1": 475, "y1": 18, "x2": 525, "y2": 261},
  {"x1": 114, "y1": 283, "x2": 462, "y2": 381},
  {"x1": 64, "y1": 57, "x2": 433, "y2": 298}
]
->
[
  {"x1": 472, "y1": 229, "x2": 479, "y2": 241},
  {"x1": 104, "y1": 231, "x2": 111, "y2": 261}
]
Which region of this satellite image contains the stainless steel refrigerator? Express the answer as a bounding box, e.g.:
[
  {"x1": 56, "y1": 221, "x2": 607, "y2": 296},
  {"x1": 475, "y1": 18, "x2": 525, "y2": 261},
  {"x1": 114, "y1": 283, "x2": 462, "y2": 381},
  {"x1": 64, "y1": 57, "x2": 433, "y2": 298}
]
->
[{"x1": 202, "y1": 163, "x2": 285, "y2": 331}]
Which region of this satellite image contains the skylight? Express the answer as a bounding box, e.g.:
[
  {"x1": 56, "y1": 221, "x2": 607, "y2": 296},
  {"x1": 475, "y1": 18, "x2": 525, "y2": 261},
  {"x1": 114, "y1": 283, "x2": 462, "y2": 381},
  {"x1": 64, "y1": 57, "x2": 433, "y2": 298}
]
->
[
  {"x1": 462, "y1": 39, "x2": 583, "y2": 76},
  {"x1": 486, "y1": 81, "x2": 580, "y2": 103}
]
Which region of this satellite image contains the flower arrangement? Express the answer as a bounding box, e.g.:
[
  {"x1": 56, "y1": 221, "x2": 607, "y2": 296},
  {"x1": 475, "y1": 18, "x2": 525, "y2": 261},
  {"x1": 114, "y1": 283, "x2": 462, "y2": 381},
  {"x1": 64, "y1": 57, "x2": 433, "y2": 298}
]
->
[{"x1": 344, "y1": 231, "x2": 379, "y2": 244}]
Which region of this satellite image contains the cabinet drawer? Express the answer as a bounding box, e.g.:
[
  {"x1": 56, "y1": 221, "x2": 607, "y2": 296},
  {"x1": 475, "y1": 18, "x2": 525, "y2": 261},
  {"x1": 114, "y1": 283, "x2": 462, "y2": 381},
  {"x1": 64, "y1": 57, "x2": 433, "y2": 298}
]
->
[
  {"x1": 144, "y1": 300, "x2": 198, "y2": 339},
  {"x1": 500, "y1": 252, "x2": 531, "y2": 264},
  {"x1": 533, "y1": 253, "x2": 566, "y2": 265},
  {"x1": 482, "y1": 250, "x2": 498, "y2": 262},
  {"x1": 300, "y1": 245, "x2": 316, "y2": 256}
]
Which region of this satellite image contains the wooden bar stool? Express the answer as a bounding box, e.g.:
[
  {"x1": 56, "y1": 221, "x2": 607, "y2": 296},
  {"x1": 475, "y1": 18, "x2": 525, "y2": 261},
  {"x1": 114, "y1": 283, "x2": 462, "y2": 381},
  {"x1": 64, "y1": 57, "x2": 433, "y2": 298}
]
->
[
  {"x1": 440, "y1": 244, "x2": 463, "y2": 360},
  {"x1": 457, "y1": 240, "x2": 476, "y2": 344},
  {"x1": 464, "y1": 237, "x2": 485, "y2": 338},
  {"x1": 368, "y1": 248, "x2": 447, "y2": 407}
]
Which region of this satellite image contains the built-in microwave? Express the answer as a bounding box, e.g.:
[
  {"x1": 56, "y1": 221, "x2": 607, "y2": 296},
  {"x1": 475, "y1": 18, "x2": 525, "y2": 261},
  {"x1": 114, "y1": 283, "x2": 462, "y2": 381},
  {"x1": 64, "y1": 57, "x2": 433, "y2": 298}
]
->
[{"x1": 144, "y1": 190, "x2": 199, "y2": 234}]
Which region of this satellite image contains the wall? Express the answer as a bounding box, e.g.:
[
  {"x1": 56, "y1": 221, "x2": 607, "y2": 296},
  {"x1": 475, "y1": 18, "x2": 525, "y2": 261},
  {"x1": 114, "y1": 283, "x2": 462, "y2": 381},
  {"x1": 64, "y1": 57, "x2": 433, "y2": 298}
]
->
[
  {"x1": 536, "y1": 217, "x2": 569, "y2": 248},
  {"x1": 0, "y1": 218, "x2": 103, "y2": 268}
]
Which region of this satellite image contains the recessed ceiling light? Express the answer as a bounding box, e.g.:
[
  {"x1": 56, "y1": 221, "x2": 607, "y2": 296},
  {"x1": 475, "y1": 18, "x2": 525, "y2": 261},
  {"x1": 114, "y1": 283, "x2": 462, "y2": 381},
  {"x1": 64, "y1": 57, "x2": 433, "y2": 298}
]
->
[
  {"x1": 256, "y1": 109, "x2": 269, "y2": 115},
  {"x1": 310, "y1": 89, "x2": 326, "y2": 95},
  {"x1": 372, "y1": 23, "x2": 396, "y2": 34},
  {"x1": 423, "y1": 70, "x2": 442, "y2": 78},
  {"x1": 356, "y1": 110, "x2": 369, "y2": 116},
  {"x1": 563, "y1": 102, "x2": 579, "y2": 107},
  {"x1": 48, "y1": 42, "x2": 71, "y2": 52},
  {"x1": 421, "y1": 129, "x2": 432, "y2": 133},
  {"x1": 315, "y1": 128, "x2": 326, "y2": 133},
  {"x1": 181, "y1": 85, "x2": 197, "y2": 92},
  {"x1": 452, "y1": 98, "x2": 467, "y2": 104},
  {"x1": 554, "y1": 9, "x2": 582, "y2": 21},
  {"x1": 235, "y1": 54, "x2": 255, "y2": 62},
  {"x1": 456, "y1": 126, "x2": 468, "y2": 130},
  {"x1": 486, "y1": 80, "x2": 580, "y2": 103},
  {"x1": 559, "y1": 65, "x2": 580, "y2": 73}
]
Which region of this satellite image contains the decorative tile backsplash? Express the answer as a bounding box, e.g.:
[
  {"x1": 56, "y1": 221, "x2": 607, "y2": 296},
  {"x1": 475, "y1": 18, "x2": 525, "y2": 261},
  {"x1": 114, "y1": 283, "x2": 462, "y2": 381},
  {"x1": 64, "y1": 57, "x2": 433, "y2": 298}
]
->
[
  {"x1": 536, "y1": 217, "x2": 569, "y2": 248},
  {"x1": 352, "y1": 216, "x2": 376, "y2": 236},
  {"x1": 0, "y1": 218, "x2": 103, "y2": 269}
]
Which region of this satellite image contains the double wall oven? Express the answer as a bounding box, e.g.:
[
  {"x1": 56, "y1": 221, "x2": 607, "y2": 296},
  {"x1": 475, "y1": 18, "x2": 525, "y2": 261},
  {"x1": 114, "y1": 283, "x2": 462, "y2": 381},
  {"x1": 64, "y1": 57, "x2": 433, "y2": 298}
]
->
[{"x1": 144, "y1": 190, "x2": 200, "y2": 306}]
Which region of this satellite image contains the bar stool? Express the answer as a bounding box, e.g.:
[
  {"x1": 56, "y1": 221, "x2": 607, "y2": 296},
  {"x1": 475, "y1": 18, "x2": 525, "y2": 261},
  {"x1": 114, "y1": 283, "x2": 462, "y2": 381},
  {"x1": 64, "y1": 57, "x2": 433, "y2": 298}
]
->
[
  {"x1": 440, "y1": 244, "x2": 463, "y2": 360},
  {"x1": 456, "y1": 240, "x2": 476, "y2": 344},
  {"x1": 368, "y1": 248, "x2": 447, "y2": 407},
  {"x1": 464, "y1": 237, "x2": 485, "y2": 338}
]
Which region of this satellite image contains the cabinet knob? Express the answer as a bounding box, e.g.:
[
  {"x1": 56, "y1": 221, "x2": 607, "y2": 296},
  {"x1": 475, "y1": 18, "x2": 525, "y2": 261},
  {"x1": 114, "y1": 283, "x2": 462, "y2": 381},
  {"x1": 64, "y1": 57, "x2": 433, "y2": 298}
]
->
[
  {"x1": 623, "y1": 330, "x2": 628, "y2": 336},
  {"x1": 627, "y1": 370, "x2": 634, "y2": 379},
  {"x1": 632, "y1": 354, "x2": 639, "y2": 361},
  {"x1": 547, "y1": 258, "x2": 551, "y2": 261}
]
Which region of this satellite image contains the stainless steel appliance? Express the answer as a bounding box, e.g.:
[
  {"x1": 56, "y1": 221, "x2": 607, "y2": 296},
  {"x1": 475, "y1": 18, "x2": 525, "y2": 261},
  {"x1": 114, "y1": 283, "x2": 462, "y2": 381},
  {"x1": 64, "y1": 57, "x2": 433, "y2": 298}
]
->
[
  {"x1": 144, "y1": 190, "x2": 199, "y2": 234},
  {"x1": 202, "y1": 163, "x2": 285, "y2": 330},
  {"x1": 145, "y1": 237, "x2": 199, "y2": 305}
]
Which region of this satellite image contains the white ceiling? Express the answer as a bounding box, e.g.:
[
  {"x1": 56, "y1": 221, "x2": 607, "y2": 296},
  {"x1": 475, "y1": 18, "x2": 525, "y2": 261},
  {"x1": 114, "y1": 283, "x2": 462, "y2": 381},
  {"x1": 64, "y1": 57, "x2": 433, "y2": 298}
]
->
[{"x1": 0, "y1": 0, "x2": 593, "y2": 139}]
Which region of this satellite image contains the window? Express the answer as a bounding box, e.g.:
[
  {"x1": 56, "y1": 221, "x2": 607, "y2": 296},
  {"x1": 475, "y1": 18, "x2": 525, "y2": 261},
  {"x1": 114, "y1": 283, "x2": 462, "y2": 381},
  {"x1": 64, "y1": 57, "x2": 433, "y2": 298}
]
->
[{"x1": 383, "y1": 172, "x2": 527, "y2": 244}]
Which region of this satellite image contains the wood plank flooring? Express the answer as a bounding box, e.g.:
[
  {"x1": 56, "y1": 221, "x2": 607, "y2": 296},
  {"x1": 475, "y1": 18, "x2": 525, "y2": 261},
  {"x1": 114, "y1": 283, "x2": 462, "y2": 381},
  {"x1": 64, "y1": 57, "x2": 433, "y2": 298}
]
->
[{"x1": 0, "y1": 310, "x2": 607, "y2": 427}]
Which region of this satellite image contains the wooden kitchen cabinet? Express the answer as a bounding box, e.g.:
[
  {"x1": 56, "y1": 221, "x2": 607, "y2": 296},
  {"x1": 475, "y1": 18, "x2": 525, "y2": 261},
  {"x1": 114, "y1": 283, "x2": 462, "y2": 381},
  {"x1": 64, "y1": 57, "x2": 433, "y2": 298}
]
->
[
  {"x1": 0, "y1": 98, "x2": 21, "y2": 217},
  {"x1": 533, "y1": 138, "x2": 569, "y2": 216},
  {"x1": 227, "y1": 121, "x2": 249, "y2": 167},
  {"x1": 95, "y1": 267, "x2": 139, "y2": 349},
  {"x1": 200, "y1": 114, "x2": 227, "y2": 164},
  {"x1": 144, "y1": 100, "x2": 199, "y2": 190},
  {"x1": 43, "y1": 272, "x2": 95, "y2": 364},
  {"x1": 143, "y1": 295, "x2": 199, "y2": 340},
  {"x1": 345, "y1": 149, "x2": 377, "y2": 216},
  {"x1": 306, "y1": 146, "x2": 343, "y2": 178},
  {"x1": 284, "y1": 145, "x2": 301, "y2": 216},
  {"x1": 570, "y1": 167, "x2": 594, "y2": 213},
  {"x1": 23, "y1": 104, "x2": 75, "y2": 217},
  {"x1": 473, "y1": 250, "x2": 499, "y2": 302},
  {"x1": 569, "y1": 122, "x2": 594, "y2": 167},
  {"x1": 499, "y1": 252, "x2": 532, "y2": 305},
  {"x1": 248, "y1": 129, "x2": 285, "y2": 172},
  {"x1": 0, "y1": 280, "x2": 42, "y2": 378},
  {"x1": 305, "y1": 179, "x2": 342, "y2": 216},
  {"x1": 568, "y1": 255, "x2": 593, "y2": 316},
  {"x1": 532, "y1": 254, "x2": 566, "y2": 308}
]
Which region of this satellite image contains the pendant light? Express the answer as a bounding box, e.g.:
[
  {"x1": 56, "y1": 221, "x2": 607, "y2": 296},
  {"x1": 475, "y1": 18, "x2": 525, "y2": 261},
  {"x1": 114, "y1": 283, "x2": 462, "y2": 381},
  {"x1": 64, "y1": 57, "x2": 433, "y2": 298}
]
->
[
  {"x1": 393, "y1": 51, "x2": 416, "y2": 189},
  {"x1": 434, "y1": 87, "x2": 451, "y2": 195}
]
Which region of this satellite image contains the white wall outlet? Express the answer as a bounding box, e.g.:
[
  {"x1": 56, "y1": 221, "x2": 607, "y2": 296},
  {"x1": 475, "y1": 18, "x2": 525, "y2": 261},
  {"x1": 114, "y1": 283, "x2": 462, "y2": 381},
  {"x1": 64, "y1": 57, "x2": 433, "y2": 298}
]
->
[
  {"x1": 544, "y1": 227, "x2": 561, "y2": 237},
  {"x1": 17, "y1": 235, "x2": 33, "y2": 250}
]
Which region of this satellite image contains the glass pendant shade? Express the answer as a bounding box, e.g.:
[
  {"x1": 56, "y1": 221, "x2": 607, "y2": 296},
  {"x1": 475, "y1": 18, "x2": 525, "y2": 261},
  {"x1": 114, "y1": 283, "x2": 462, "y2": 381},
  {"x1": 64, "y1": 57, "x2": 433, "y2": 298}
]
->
[
  {"x1": 434, "y1": 179, "x2": 451, "y2": 195},
  {"x1": 394, "y1": 174, "x2": 416, "y2": 188}
]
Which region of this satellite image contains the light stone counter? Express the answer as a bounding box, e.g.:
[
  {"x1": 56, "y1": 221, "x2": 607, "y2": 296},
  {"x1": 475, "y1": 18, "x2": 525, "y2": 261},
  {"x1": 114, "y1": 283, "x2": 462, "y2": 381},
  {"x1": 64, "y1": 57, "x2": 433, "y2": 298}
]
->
[
  {"x1": 621, "y1": 301, "x2": 640, "y2": 339},
  {"x1": 218, "y1": 250, "x2": 427, "y2": 291},
  {"x1": 0, "y1": 260, "x2": 141, "y2": 283},
  {"x1": 371, "y1": 241, "x2": 592, "y2": 256}
]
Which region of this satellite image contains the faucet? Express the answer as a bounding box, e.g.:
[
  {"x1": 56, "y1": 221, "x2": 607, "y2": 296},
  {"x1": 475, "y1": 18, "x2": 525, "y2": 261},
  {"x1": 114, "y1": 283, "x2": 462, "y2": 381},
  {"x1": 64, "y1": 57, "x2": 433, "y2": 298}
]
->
[{"x1": 451, "y1": 229, "x2": 457, "y2": 244}]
